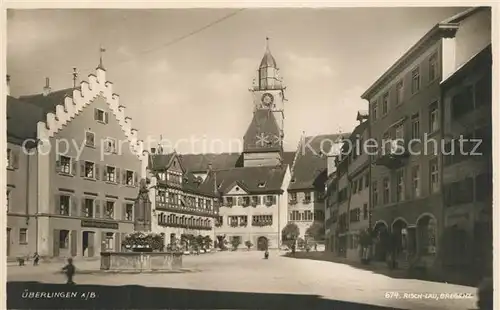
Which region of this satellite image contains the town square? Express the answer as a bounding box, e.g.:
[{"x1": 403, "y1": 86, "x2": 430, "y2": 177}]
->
[{"x1": 5, "y1": 5, "x2": 493, "y2": 310}]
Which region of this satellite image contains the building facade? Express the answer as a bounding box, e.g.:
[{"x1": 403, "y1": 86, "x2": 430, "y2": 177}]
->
[
  {"x1": 344, "y1": 118, "x2": 370, "y2": 261},
  {"x1": 287, "y1": 134, "x2": 343, "y2": 239},
  {"x1": 148, "y1": 152, "x2": 218, "y2": 249},
  {"x1": 6, "y1": 66, "x2": 148, "y2": 258},
  {"x1": 360, "y1": 7, "x2": 491, "y2": 271},
  {"x1": 441, "y1": 45, "x2": 492, "y2": 281}
]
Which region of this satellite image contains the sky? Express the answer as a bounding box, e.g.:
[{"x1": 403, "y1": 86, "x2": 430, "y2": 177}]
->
[{"x1": 7, "y1": 7, "x2": 468, "y2": 154}]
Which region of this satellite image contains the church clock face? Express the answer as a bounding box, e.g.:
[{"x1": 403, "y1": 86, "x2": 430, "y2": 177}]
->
[{"x1": 261, "y1": 93, "x2": 274, "y2": 107}]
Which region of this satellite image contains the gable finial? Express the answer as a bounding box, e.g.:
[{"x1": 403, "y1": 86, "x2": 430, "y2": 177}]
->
[
  {"x1": 98, "y1": 46, "x2": 106, "y2": 69},
  {"x1": 72, "y1": 67, "x2": 78, "y2": 88}
]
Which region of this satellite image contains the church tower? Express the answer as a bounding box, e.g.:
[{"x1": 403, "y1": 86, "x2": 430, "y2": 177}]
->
[{"x1": 242, "y1": 38, "x2": 286, "y2": 167}]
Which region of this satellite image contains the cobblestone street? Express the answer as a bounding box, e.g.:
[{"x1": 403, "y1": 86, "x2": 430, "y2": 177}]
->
[{"x1": 8, "y1": 251, "x2": 477, "y2": 310}]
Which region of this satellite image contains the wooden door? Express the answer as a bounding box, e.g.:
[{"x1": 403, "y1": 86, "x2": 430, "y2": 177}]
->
[
  {"x1": 53, "y1": 229, "x2": 60, "y2": 257},
  {"x1": 70, "y1": 230, "x2": 77, "y2": 257},
  {"x1": 88, "y1": 232, "x2": 95, "y2": 257}
]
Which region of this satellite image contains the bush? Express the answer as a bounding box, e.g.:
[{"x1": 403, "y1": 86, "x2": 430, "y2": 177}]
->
[
  {"x1": 231, "y1": 238, "x2": 241, "y2": 251},
  {"x1": 245, "y1": 240, "x2": 253, "y2": 250}
]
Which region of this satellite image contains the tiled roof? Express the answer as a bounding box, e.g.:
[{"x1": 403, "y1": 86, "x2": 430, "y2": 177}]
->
[
  {"x1": 149, "y1": 153, "x2": 176, "y2": 170},
  {"x1": 175, "y1": 153, "x2": 243, "y2": 172},
  {"x1": 288, "y1": 133, "x2": 349, "y2": 191},
  {"x1": 153, "y1": 151, "x2": 296, "y2": 173},
  {"x1": 243, "y1": 109, "x2": 282, "y2": 153},
  {"x1": 203, "y1": 165, "x2": 287, "y2": 195},
  {"x1": 19, "y1": 88, "x2": 75, "y2": 114},
  {"x1": 182, "y1": 171, "x2": 217, "y2": 197},
  {"x1": 7, "y1": 96, "x2": 45, "y2": 145}
]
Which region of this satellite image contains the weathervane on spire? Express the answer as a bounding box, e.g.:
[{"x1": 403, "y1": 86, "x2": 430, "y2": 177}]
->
[
  {"x1": 98, "y1": 46, "x2": 106, "y2": 69},
  {"x1": 72, "y1": 67, "x2": 78, "y2": 88}
]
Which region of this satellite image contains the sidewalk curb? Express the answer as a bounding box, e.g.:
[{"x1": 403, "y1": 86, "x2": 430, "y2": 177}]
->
[{"x1": 54, "y1": 268, "x2": 200, "y2": 275}]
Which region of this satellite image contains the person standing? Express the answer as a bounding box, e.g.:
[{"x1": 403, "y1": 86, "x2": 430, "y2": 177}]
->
[
  {"x1": 33, "y1": 252, "x2": 40, "y2": 266},
  {"x1": 62, "y1": 258, "x2": 76, "y2": 285}
]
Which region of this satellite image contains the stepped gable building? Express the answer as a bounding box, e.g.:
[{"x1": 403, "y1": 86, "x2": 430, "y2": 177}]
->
[
  {"x1": 6, "y1": 64, "x2": 148, "y2": 259},
  {"x1": 147, "y1": 151, "x2": 219, "y2": 247},
  {"x1": 287, "y1": 133, "x2": 346, "y2": 238}
]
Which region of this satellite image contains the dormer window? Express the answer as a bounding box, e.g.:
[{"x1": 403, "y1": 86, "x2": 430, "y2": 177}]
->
[
  {"x1": 291, "y1": 179, "x2": 296, "y2": 183},
  {"x1": 258, "y1": 182, "x2": 266, "y2": 188}
]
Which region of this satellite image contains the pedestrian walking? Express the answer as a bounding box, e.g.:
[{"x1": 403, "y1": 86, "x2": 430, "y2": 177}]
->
[
  {"x1": 62, "y1": 258, "x2": 76, "y2": 285},
  {"x1": 33, "y1": 252, "x2": 40, "y2": 266}
]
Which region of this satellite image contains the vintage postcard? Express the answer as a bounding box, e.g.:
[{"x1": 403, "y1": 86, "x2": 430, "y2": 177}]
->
[{"x1": 2, "y1": 2, "x2": 496, "y2": 309}]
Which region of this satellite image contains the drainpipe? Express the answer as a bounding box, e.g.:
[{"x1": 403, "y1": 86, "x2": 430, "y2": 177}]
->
[{"x1": 25, "y1": 146, "x2": 30, "y2": 225}]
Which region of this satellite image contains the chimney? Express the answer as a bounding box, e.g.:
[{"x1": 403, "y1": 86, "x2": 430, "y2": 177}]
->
[
  {"x1": 6, "y1": 75, "x2": 10, "y2": 96},
  {"x1": 43, "y1": 77, "x2": 51, "y2": 96}
]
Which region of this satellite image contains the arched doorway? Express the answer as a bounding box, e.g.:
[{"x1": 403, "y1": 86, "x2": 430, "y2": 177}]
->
[
  {"x1": 392, "y1": 218, "x2": 408, "y2": 257},
  {"x1": 373, "y1": 222, "x2": 388, "y2": 261},
  {"x1": 257, "y1": 236, "x2": 268, "y2": 251},
  {"x1": 416, "y1": 215, "x2": 437, "y2": 256}
]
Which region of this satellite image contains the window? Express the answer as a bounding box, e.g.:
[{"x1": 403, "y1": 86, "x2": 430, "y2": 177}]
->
[
  {"x1": 396, "y1": 169, "x2": 405, "y2": 202},
  {"x1": 158, "y1": 172, "x2": 166, "y2": 181},
  {"x1": 289, "y1": 192, "x2": 297, "y2": 202},
  {"x1": 429, "y1": 102, "x2": 439, "y2": 133},
  {"x1": 60, "y1": 195, "x2": 70, "y2": 215},
  {"x1": 157, "y1": 189, "x2": 167, "y2": 203},
  {"x1": 314, "y1": 210, "x2": 324, "y2": 221},
  {"x1": 125, "y1": 170, "x2": 134, "y2": 186},
  {"x1": 106, "y1": 166, "x2": 116, "y2": 182},
  {"x1": 428, "y1": 53, "x2": 438, "y2": 82},
  {"x1": 19, "y1": 228, "x2": 27, "y2": 244},
  {"x1": 104, "y1": 138, "x2": 117, "y2": 154},
  {"x1": 239, "y1": 215, "x2": 248, "y2": 226},
  {"x1": 7, "y1": 189, "x2": 11, "y2": 212},
  {"x1": 59, "y1": 156, "x2": 72, "y2": 174},
  {"x1": 411, "y1": 165, "x2": 420, "y2": 198},
  {"x1": 396, "y1": 80, "x2": 404, "y2": 105},
  {"x1": 352, "y1": 181, "x2": 358, "y2": 194},
  {"x1": 125, "y1": 204, "x2": 133, "y2": 221},
  {"x1": 85, "y1": 131, "x2": 95, "y2": 147},
  {"x1": 349, "y1": 208, "x2": 360, "y2": 223},
  {"x1": 411, "y1": 67, "x2": 420, "y2": 94},
  {"x1": 383, "y1": 177, "x2": 390, "y2": 204},
  {"x1": 304, "y1": 210, "x2": 313, "y2": 221},
  {"x1": 395, "y1": 124, "x2": 404, "y2": 140},
  {"x1": 372, "y1": 101, "x2": 378, "y2": 121},
  {"x1": 84, "y1": 199, "x2": 94, "y2": 218},
  {"x1": 382, "y1": 92, "x2": 389, "y2": 115},
  {"x1": 258, "y1": 182, "x2": 266, "y2": 188},
  {"x1": 429, "y1": 158, "x2": 439, "y2": 193},
  {"x1": 225, "y1": 197, "x2": 234, "y2": 207},
  {"x1": 94, "y1": 108, "x2": 108, "y2": 123},
  {"x1": 252, "y1": 215, "x2": 273, "y2": 226},
  {"x1": 266, "y1": 195, "x2": 276, "y2": 206},
  {"x1": 105, "y1": 232, "x2": 114, "y2": 250},
  {"x1": 363, "y1": 204, "x2": 368, "y2": 220},
  {"x1": 59, "y1": 230, "x2": 69, "y2": 249},
  {"x1": 7, "y1": 148, "x2": 12, "y2": 168},
  {"x1": 206, "y1": 199, "x2": 212, "y2": 210},
  {"x1": 84, "y1": 161, "x2": 95, "y2": 178},
  {"x1": 304, "y1": 192, "x2": 311, "y2": 203},
  {"x1": 290, "y1": 210, "x2": 300, "y2": 221},
  {"x1": 411, "y1": 114, "x2": 420, "y2": 139},
  {"x1": 228, "y1": 216, "x2": 238, "y2": 227},
  {"x1": 105, "y1": 201, "x2": 114, "y2": 219}
]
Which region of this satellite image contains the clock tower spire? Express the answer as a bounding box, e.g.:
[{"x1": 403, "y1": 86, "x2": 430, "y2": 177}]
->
[{"x1": 249, "y1": 37, "x2": 286, "y2": 145}]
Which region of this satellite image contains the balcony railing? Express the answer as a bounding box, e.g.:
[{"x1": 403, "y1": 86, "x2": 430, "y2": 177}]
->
[{"x1": 375, "y1": 139, "x2": 410, "y2": 169}]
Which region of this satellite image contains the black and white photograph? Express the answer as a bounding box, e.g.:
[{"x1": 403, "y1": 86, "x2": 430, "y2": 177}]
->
[{"x1": 2, "y1": 3, "x2": 496, "y2": 310}]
